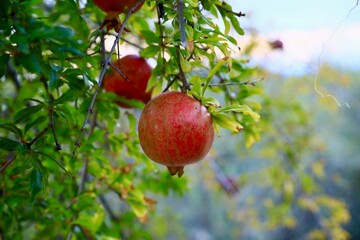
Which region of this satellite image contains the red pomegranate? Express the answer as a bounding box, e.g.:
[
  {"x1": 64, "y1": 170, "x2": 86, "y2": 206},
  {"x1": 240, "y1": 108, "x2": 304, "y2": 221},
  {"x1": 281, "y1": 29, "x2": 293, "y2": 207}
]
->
[
  {"x1": 93, "y1": 0, "x2": 144, "y2": 31},
  {"x1": 103, "y1": 55, "x2": 152, "y2": 108},
  {"x1": 93, "y1": 0, "x2": 144, "y2": 14},
  {"x1": 138, "y1": 91, "x2": 214, "y2": 177}
]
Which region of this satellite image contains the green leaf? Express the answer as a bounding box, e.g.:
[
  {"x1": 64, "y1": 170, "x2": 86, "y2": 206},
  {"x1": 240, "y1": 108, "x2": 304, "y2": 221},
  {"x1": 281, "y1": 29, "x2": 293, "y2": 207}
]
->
[
  {"x1": 65, "y1": 75, "x2": 86, "y2": 91},
  {"x1": 29, "y1": 167, "x2": 43, "y2": 201},
  {"x1": 0, "y1": 54, "x2": 9, "y2": 77},
  {"x1": 29, "y1": 159, "x2": 49, "y2": 202},
  {"x1": 218, "y1": 104, "x2": 261, "y2": 120},
  {"x1": 140, "y1": 45, "x2": 159, "y2": 58},
  {"x1": 126, "y1": 113, "x2": 137, "y2": 133},
  {"x1": 229, "y1": 15, "x2": 244, "y2": 35},
  {"x1": 49, "y1": 69, "x2": 59, "y2": 91},
  {"x1": 18, "y1": 53, "x2": 42, "y2": 73},
  {"x1": 179, "y1": 54, "x2": 192, "y2": 73},
  {"x1": 0, "y1": 138, "x2": 19, "y2": 151},
  {"x1": 185, "y1": 0, "x2": 198, "y2": 7},
  {"x1": 16, "y1": 143, "x2": 29, "y2": 155},
  {"x1": 11, "y1": 155, "x2": 32, "y2": 175},
  {"x1": 37, "y1": 151, "x2": 71, "y2": 177},
  {"x1": 54, "y1": 90, "x2": 75, "y2": 105},
  {"x1": 0, "y1": 123, "x2": 23, "y2": 138},
  {"x1": 29, "y1": 26, "x2": 73, "y2": 41},
  {"x1": 188, "y1": 76, "x2": 202, "y2": 99},
  {"x1": 73, "y1": 211, "x2": 105, "y2": 235},
  {"x1": 141, "y1": 30, "x2": 160, "y2": 44},
  {"x1": 23, "y1": 98, "x2": 46, "y2": 106},
  {"x1": 24, "y1": 116, "x2": 47, "y2": 134},
  {"x1": 211, "y1": 112, "x2": 243, "y2": 133},
  {"x1": 201, "y1": 96, "x2": 221, "y2": 108},
  {"x1": 115, "y1": 96, "x2": 145, "y2": 109},
  {"x1": 13, "y1": 105, "x2": 43, "y2": 124},
  {"x1": 202, "y1": 57, "x2": 229, "y2": 96}
]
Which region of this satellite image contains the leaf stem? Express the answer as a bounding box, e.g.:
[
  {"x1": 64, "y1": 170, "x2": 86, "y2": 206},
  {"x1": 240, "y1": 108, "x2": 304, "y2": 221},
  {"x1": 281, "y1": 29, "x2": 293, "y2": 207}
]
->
[{"x1": 216, "y1": 3, "x2": 246, "y2": 17}]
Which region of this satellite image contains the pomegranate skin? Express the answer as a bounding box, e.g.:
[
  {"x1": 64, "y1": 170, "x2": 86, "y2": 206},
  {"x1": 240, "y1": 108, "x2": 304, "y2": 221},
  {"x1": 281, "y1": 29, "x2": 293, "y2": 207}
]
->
[
  {"x1": 93, "y1": 0, "x2": 144, "y2": 14},
  {"x1": 138, "y1": 91, "x2": 214, "y2": 167},
  {"x1": 103, "y1": 55, "x2": 152, "y2": 108}
]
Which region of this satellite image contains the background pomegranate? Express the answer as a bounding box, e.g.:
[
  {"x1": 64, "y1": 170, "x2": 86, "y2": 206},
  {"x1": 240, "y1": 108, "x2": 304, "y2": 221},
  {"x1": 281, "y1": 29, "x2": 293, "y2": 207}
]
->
[
  {"x1": 93, "y1": 0, "x2": 144, "y2": 31},
  {"x1": 103, "y1": 55, "x2": 152, "y2": 108},
  {"x1": 93, "y1": 0, "x2": 144, "y2": 14},
  {"x1": 138, "y1": 91, "x2": 214, "y2": 177}
]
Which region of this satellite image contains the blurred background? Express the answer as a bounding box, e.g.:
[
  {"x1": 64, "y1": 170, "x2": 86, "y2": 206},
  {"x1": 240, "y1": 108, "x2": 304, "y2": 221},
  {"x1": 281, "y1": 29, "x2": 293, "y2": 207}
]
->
[{"x1": 143, "y1": 1, "x2": 360, "y2": 239}]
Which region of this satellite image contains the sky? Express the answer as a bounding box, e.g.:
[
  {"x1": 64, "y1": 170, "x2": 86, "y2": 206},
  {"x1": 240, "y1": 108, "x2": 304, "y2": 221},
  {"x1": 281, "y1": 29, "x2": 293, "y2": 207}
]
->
[{"x1": 227, "y1": 0, "x2": 360, "y2": 75}]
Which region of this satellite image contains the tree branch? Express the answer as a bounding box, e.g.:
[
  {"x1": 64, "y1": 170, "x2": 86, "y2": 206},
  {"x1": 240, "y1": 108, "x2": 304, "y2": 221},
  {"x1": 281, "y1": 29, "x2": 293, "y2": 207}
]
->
[
  {"x1": 98, "y1": 194, "x2": 120, "y2": 221},
  {"x1": 156, "y1": 3, "x2": 166, "y2": 82},
  {"x1": 28, "y1": 126, "x2": 50, "y2": 146},
  {"x1": 0, "y1": 152, "x2": 16, "y2": 174},
  {"x1": 72, "y1": 0, "x2": 144, "y2": 156},
  {"x1": 109, "y1": 62, "x2": 128, "y2": 80},
  {"x1": 40, "y1": 76, "x2": 61, "y2": 150},
  {"x1": 177, "y1": 0, "x2": 187, "y2": 47}
]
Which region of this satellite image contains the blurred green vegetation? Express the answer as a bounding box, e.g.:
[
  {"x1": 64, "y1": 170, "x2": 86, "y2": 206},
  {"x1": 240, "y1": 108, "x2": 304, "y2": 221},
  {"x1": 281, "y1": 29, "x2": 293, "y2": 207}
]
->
[{"x1": 144, "y1": 65, "x2": 360, "y2": 240}]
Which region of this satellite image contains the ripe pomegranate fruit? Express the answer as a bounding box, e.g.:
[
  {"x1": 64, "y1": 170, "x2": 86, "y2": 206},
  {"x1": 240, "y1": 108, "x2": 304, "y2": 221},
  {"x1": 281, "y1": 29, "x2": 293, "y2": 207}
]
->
[
  {"x1": 138, "y1": 91, "x2": 214, "y2": 177},
  {"x1": 93, "y1": 0, "x2": 144, "y2": 31},
  {"x1": 93, "y1": 0, "x2": 144, "y2": 14},
  {"x1": 103, "y1": 55, "x2": 152, "y2": 108}
]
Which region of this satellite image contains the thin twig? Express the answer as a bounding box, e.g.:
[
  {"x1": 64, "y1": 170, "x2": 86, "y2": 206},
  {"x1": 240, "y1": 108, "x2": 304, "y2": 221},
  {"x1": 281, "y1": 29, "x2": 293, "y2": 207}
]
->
[
  {"x1": 49, "y1": 109, "x2": 61, "y2": 151},
  {"x1": 40, "y1": 76, "x2": 61, "y2": 150},
  {"x1": 77, "y1": 158, "x2": 89, "y2": 195},
  {"x1": 156, "y1": 3, "x2": 166, "y2": 82},
  {"x1": 109, "y1": 62, "x2": 128, "y2": 80},
  {"x1": 29, "y1": 126, "x2": 50, "y2": 146},
  {"x1": 0, "y1": 152, "x2": 16, "y2": 173},
  {"x1": 208, "y1": 78, "x2": 264, "y2": 87},
  {"x1": 177, "y1": 0, "x2": 187, "y2": 47},
  {"x1": 72, "y1": 0, "x2": 144, "y2": 156},
  {"x1": 98, "y1": 194, "x2": 120, "y2": 221},
  {"x1": 47, "y1": 51, "x2": 100, "y2": 61},
  {"x1": 216, "y1": 3, "x2": 245, "y2": 17},
  {"x1": 106, "y1": 33, "x2": 144, "y2": 50},
  {"x1": 162, "y1": 76, "x2": 177, "y2": 93},
  {"x1": 120, "y1": 37, "x2": 144, "y2": 49}
]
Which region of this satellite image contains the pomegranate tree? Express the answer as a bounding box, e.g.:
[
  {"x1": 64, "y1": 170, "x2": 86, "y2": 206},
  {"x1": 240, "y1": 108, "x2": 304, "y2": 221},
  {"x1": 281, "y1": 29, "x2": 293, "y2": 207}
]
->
[
  {"x1": 138, "y1": 91, "x2": 214, "y2": 177},
  {"x1": 103, "y1": 55, "x2": 152, "y2": 108}
]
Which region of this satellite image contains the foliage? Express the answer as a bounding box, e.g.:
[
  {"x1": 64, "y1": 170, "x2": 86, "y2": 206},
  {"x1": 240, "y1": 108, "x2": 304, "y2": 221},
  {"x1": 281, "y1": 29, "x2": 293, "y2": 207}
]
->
[
  {"x1": 143, "y1": 69, "x2": 353, "y2": 239},
  {"x1": 0, "y1": 0, "x2": 259, "y2": 238},
  {"x1": 0, "y1": 0, "x2": 351, "y2": 239}
]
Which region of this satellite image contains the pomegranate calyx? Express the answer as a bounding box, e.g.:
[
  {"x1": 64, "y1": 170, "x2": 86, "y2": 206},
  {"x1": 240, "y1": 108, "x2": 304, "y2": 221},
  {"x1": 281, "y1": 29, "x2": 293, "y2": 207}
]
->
[{"x1": 167, "y1": 166, "x2": 184, "y2": 178}]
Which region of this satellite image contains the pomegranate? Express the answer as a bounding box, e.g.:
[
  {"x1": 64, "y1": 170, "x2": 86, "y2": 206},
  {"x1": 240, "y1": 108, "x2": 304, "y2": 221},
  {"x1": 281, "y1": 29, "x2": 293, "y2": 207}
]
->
[
  {"x1": 93, "y1": 0, "x2": 144, "y2": 31},
  {"x1": 93, "y1": 0, "x2": 144, "y2": 14},
  {"x1": 138, "y1": 91, "x2": 214, "y2": 177},
  {"x1": 103, "y1": 55, "x2": 152, "y2": 108}
]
